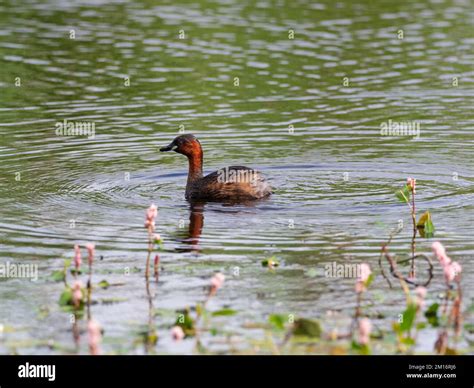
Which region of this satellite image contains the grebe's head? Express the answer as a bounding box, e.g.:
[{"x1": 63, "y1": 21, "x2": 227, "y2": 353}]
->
[{"x1": 160, "y1": 134, "x2": 202, "y2": 157}]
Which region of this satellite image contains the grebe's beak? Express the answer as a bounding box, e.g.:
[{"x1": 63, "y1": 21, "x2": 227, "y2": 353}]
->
[{"x1": 160, "y1": 142, "x2": 176, "y2": 152}]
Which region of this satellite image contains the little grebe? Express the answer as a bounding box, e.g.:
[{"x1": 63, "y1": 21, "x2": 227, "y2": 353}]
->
[{"x1": 160, "y1": 134, "x2": 272, "y2": 201}]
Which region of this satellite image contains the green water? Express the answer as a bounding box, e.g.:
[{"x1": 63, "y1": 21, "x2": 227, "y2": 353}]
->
[{"x1": 0, "y1": 0, "x2": 473, "y2": 354}]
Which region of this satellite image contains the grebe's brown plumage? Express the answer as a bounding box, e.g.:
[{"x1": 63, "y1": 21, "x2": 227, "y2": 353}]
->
[{"x1": 160, "y1": 134, "x2": 272, "y2": 201}]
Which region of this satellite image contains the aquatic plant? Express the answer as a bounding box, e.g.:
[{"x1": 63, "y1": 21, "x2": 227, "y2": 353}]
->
[
  {"x1": 73, "y1": 244, "x2": 82, "y2": 274},
  {"x1": 72, "y1": 280, "x2": 83, "y2": 309},
  {"x1": 144, "y1": 204, "x2": 163, "y2": 278},
  {"x1": 209, "y1": 272, "x2": 225, "y2": 298},
  {"x1": 394, "y1": 177, "x2": 435, "y2": 278},
  {"x1": 59, "y1": 248, "x2": 85, "y2": 311},
  {"x1": 380, "y1": 178, "x2": 435, "y2": 288},
  {"x1": 171, "y1": 326, "x2": 185, "y2": 341},
  {"x1": 141, "y1": 204, "x2": 165, "y2": 352},
  {"x1": 431, "y1": 242, "x2": 463, "y2": 354},
  {"x1": 261, "y1": 256, "x2": 280, "y2": 269},
  {"x1": 357, "y1": 318, "x2": 372, "y2": 347},
  {"x1": 391, "y1": 280, "x2": 426, "y2": 352},
  {"x1": 351, "y1": 263, "x2": 373, "y2": 354},
  {"x1": 85, "y1": 243, "x2": 95, "y2": 312},
  {"x1": 56, "y1": 244, "x2": 103, "y2": 354},
  {"x1": 87, "y1": 319, "x2": 102, "y2": 355},
  {"x1": 172, "y1": 272, "x2": 226, "y2": 345}
]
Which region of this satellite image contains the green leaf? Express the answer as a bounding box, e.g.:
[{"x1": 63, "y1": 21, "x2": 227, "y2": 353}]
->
[
  {"x1": 416, "y1": 322, "x2": 427, "y2": 330},
  {"x1": 395, "y1": 184, "x2": 411, "y2": 203},
  {"x1": 351, "y1": 340, "x2": 370, "y2": 355},
  {"x1": 351, "y1": 340, "x2": 361, "y2": 350},
  {"x1": 212, "y1": 308, "x2": 237, "y2": 317},
  {"x1": 445, "y1": 347, "x2": 458, "y2": 355},
  {"x1": 400, "y1": 303, "x2": 417, "y2": 332},
  {"x1": 51, "y1": 270, "x2": 65, "y2": 282},
  {"x1": 261, "y1": 257, "x2": 279, "y2": 268},
  {"x1": 98, "y1": 280, "x2": 110, "y2": 289},
  {"x1": 417, "y1": 211, "x2": 435, "y2": 238},
  {"x1": 364, "y1": 273, "x2": 375, "y2": 288},
  {"x1": 59, "y1": 288, "x2": 72, "y2": 306},
  {"x1": 400, "y1": 336, "x2": 415, "y2": 346},
  {"x1": 464, "y1": 323, "x2": 474, "y2": 333},
  {"x1": 59, "y1": 287, "x2": 85, "y2": 310},
  {"x1": 99, "y1": 297, "x2": 127, "y2": 304},
  {"x1": 424, "y1": 303, "x2": 439, "y2": 327},
  {"x1": 423, "y1": 219, "x2": 435, "y2": 238},
  {"x1": 147, "y1": 331, "x2": 158, "y2": 345},
  {"x1": 175, "y1": 309, "x2": 195, "y2": 336},
  {"x1": 416, "y1": 211, "x2": 431, "y2": 228},
  {"x1": 392, "y1": 322, "x2": 401, "y2": 333},
  {"x1": 268, "y1": 314, "x2": 287, "y2": 331},
  {"x1": 293, "y1": 318, "x2": 321, "y2": 338},
  {"x1": 195, "y1": 303, "x2": 204, "y2": 318}
]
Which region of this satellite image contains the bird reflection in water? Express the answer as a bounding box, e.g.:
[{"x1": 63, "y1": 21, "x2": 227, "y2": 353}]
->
[{"x1": 177, "y1": 198, "x2": 270, "y2": 253}]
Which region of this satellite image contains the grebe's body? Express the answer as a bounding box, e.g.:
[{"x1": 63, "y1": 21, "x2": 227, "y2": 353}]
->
[{"x1": 160, "y1": 134, "x2": 272, "y2": 201}]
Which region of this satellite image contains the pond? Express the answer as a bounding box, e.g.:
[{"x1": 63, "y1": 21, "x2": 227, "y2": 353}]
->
[{"x1": 0, "y1": 0, "x2": 472, "y2": 354}]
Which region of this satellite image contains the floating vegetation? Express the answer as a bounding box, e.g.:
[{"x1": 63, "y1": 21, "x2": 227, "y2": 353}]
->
[
  {"x1": 380, "y1": 178, "x2": 435, "y2": 287},
  {"x1": 46, "y1": 193, "x2": 468, "y2": 356},
  {"x1": 261, "y1": 256, "x2": 280, "y2": 269},
  {"x1": 56, "y1": 244, "x2": 103, "y2": 354}
]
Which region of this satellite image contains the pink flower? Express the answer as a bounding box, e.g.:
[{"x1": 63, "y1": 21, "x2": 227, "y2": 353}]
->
[
  {"x1": 432, "y1": 242, "x2": 461, "y2": 283},
  {"x1": 358, "y1": 318, "x2": 372, "y2": 345},
  {"x1": 415, "y1": 286, "x2": 427, "y2": 309},
  {"x1": 415, "y1": 286, "x2": 427, "y2": 299},
  {"x1": 72, "y1": 280, "x2": 83, "y2": 307},
  {"x1": 432, "y1": 242, "x2": 451, "y2": 268},
  {"x1": 144, "y1": 204, "x2": 158, "y2": 230},
  {"x1": 444, "y1": 261, "x2": 462, "y2": 283},
  {"x1": 154, "y1": 234, "x2": 162, "y2": 242},
  {"x1": 74, "y1": 244, "x2": 82, "y2": 270},
  {"x1": 209, "y1": 273, "x2": 225, "y2": 296},
  {"x1": 407, "y1": 177, "x2": 416, "y2": 193},
  {"x1": 444, "y1": 266, "x2": 455, "y2": 283},
  {"x1": 85, "y1": 243, "x2": 95, "y2": 266},
  {"x1": 88, "y1": 319, "x2": 102, "y2": 355},
  {"x1": 431, "y1": 241, "x2": 445, "y2": 257},
  {"x1": 145, "y1": 204, "x2": 158, "y2": 222},
  {"x1": 439, "y1": 254, "x2": 451, "y2": 268},
  {"x1": 451, "y1": 261, "x2": 462, "y2": 279},
  {"x1": 210, "y1": 272, "x2": 225, "y2": 291},
  {"x1": 171, "y1": 326, "x2": 185, "y2": 341},
  {"x1": 355, "y1": 263, "x2": 371, "y2": 293}
]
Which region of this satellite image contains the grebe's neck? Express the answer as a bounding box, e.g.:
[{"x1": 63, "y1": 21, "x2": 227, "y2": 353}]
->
[{"x1": 186, "y1": 149, "x2": 203, "y2": 189}]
